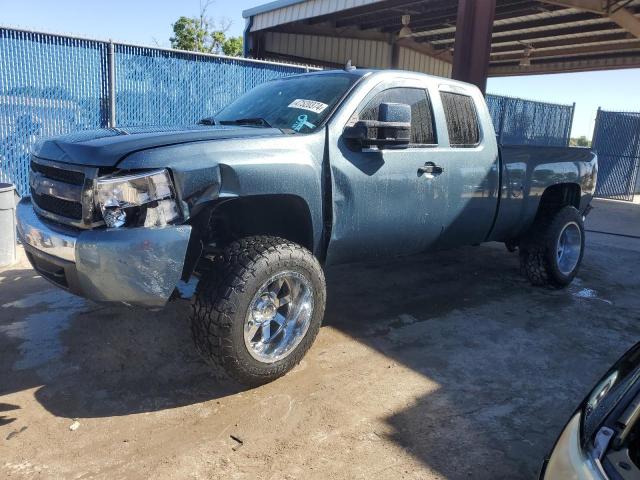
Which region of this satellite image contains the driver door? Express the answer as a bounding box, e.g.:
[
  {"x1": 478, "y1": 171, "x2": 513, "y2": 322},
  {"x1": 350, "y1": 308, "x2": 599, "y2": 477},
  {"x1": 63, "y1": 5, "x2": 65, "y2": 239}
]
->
[{"x1": 325, "y1": 80, "x2": 450, "y2": 265}]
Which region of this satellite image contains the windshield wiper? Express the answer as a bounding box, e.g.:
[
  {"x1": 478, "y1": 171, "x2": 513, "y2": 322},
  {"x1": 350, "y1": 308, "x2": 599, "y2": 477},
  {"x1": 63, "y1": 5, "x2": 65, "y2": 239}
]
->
[{"x1": 218, "y1": 117, "x2": 272, "y2": 128}]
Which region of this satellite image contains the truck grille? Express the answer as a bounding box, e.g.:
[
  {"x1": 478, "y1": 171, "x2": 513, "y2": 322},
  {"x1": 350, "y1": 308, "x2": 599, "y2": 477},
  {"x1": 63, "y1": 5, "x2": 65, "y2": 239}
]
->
[
  {"x1": 29, "y1": 158, "x2": 101, "y2": 228},
  {"x1": 30, "y1": 161, "x2": 85, "y2": 186},
  {"x1": 32, "y1": 191, "x2": 83, "y2": 220}
]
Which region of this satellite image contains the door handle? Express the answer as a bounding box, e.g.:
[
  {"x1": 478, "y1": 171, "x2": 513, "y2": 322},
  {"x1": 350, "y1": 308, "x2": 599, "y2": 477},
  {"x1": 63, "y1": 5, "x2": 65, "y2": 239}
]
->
[{"x1": 418, "y1": 162, "x2": 444, "y2": 176}]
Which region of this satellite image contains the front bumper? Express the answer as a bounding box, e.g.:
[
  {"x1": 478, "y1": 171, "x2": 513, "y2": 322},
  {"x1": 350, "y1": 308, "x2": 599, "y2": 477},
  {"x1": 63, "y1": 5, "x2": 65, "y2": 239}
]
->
[{"x1": 16, "y1": 197, "x2": 192, "y2": 308}]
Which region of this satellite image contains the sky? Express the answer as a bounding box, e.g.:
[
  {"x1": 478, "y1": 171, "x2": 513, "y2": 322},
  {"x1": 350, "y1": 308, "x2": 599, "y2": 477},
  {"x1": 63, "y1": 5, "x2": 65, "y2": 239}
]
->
[{"x1": 2, "y1": 0, "x2": 639, "y2": 139}]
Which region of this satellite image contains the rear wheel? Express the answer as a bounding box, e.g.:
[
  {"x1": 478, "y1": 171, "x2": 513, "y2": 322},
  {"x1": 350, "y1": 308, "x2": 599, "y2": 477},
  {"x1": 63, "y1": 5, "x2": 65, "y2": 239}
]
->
[
  {"x1": 190, "y1": 236, "x2": 326, "y2": 386},
  {"x1": 520, "y1": 206, "x2": 585, "y2": 288}
]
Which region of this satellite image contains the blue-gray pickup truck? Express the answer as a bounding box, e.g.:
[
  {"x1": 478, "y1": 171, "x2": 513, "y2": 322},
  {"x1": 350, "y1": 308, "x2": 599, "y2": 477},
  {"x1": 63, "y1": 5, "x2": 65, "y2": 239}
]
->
[{"x1": 16, "y1": 69, "x2": 597, "y2": 385}]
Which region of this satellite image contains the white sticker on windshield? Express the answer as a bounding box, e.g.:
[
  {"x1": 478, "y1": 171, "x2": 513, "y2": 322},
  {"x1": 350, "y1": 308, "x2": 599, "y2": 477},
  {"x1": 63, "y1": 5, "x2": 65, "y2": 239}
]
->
[{"x1": 288, "y1": 99, "x2": 329, "y2": 114}]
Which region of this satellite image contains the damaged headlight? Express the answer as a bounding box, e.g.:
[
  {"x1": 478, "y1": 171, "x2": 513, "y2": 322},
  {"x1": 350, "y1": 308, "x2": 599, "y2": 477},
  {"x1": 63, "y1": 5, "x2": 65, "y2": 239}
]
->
[{"x1": 95, "y1": 169, "x2": 181, "y2": 228}]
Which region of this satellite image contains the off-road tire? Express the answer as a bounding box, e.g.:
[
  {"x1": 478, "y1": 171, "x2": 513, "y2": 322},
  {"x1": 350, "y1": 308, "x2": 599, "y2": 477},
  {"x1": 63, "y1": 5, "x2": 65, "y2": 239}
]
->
[
  {"x1": 519, "y1": 206, "x2": 585, "y2": 288},
  {"x1": 190, "y1": 236, "x2": 326, "y2": 386}
]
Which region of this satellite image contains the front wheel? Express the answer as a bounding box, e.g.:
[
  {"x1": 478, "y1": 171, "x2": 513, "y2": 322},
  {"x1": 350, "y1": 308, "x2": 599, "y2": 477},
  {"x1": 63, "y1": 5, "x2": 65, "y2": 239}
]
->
[
  {"x1": 190, "y1": 236, "x2": 326, "y2": 386},
  {"x1": 520, "y1": 206, "x2": 585, "y2": 288}
]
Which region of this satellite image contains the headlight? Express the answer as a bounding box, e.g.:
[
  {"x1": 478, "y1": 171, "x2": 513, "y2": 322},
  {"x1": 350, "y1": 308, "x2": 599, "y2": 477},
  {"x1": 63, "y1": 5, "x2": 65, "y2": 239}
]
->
[
  {"x1": 585, "y1": 371, "x2": 619, "y2": 419},
  {"x1": 95, "y1": 169, "x2": 181, "y2": 228}
]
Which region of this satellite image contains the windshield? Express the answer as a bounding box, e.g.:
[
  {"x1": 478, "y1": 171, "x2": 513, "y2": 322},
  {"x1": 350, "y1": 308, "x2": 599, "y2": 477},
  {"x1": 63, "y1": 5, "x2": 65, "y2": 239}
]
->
[{"x1": 214, "y1": 73, "x2": 358, "y2": 133}]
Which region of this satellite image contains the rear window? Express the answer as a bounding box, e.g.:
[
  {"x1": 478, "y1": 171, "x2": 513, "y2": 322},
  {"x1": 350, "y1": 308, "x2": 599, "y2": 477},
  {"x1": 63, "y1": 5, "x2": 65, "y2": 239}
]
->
[{"x1": 440, "y1": 92, "x2": 480, "y2": 147}]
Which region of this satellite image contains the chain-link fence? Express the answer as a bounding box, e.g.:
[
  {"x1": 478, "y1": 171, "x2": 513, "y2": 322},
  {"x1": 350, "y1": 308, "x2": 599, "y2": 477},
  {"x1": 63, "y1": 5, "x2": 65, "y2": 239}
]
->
[
  {"x1": 593, "y1": 109, "x2": 640, "y2": 202},
  {"x1": 1, "y1": 26, "x2": 579, "y2": 196},
  {"x1": 0, "y1": 28, "x2": 109, "y2": 194},
  {"x1": 486, "y1": 94, "x2": 574, "y2": 147},
  {"x1": 0, "y1": 27, "x2": 312, "y2": 195},
  {"x1": 114, "y1": 44, "x2": 312, "y2": 127}
]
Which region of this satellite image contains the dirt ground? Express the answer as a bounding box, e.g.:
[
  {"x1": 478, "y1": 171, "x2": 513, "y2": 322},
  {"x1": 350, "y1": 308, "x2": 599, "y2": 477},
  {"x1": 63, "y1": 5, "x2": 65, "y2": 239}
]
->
[{"x1": 1, "y1": 198, "x2": 639, "y2": 480}]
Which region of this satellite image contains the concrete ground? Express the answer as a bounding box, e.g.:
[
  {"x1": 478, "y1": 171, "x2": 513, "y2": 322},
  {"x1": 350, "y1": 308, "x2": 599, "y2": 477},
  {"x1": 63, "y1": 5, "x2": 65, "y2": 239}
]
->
[{"x1": 1, "y1": 198, "x2": 639, "y2": 480}]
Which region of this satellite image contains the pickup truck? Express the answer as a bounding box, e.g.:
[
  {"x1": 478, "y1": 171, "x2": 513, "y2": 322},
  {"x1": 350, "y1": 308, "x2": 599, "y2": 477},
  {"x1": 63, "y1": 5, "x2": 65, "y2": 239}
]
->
[{"x1": 16, "y1": 68, "x2": 598, "y2": 385}]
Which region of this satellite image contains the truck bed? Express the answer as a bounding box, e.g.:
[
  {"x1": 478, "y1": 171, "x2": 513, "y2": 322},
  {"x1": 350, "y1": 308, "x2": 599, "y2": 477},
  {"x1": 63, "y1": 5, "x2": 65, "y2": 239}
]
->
[{"x1": 489, "y1": 145, "x2": 598, "y2": 242}]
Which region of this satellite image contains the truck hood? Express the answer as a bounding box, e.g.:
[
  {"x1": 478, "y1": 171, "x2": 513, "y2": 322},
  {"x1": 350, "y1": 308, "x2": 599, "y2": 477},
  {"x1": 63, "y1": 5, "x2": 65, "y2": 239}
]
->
[{"x1": 33, "y1": 125, "x2": 284, "y2": 168}]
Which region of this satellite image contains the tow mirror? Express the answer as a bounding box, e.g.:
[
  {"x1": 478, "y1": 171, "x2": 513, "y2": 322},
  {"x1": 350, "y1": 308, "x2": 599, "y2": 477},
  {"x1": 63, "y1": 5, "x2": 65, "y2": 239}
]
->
[{"x1": 343, "y1": 102, "x2": 411, "y2": 149}]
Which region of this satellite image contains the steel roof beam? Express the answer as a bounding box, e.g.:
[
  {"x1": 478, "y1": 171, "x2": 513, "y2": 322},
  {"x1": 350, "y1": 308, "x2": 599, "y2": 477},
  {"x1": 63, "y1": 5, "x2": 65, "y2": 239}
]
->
[
  {"x1": 432, "y1": 18, "x2": 622, "y2": 45},
  {"x1": 409, "y1": 5, "x2": 637, "y2": 42},
  {"x1": 373, "y1": 1, "x2": 538, "y2": 32},
  {"x1": 319, "y1": 0, "x2": 535, "y2": 32},
  {"x1": 488, "y1": 51, "x2": 640, "y2": 74},
  {"x1": 337, "y1": 0, "x2": 456, "y2": 26},
  {"x1": 362, "y1": 8, "x2": 458, "y2": 31},
  {"x1": 308, "y1": 0, "x2": 439, "y2": 26},
  {"x1": 419, "y1": 17, "x2": 616, "y2": 46},
  {"x1": 540, "y1": 0, "x2": 640, "y2": 37},
  {"x1": 491, "y1": 38, "x2": 640, "y2": 59},
  {"x1": 416, "y1": 11, "x2": 607, "y2": 41},
  {"x1": 490, "y1": 19, "x2": 617, "y2": 41},
  {"x1": 490, "y1": 28, "x2": 630, "y2": 50},
  {"x1": 610, "y1": 6, "x2": 640, "y2": 36}
]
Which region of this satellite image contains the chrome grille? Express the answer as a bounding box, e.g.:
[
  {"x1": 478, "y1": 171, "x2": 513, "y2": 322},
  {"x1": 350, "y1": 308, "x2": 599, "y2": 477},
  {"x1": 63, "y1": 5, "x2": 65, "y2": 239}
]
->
[{"x1": 29, "y1": 157, "x2": 101, "y2": 228}]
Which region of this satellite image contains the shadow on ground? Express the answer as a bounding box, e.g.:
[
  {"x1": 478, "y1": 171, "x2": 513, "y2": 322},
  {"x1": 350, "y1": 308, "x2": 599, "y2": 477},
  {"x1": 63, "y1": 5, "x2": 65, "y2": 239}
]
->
[
  {"x1": 0, "y1": 267, "x2": 242, "y2": 418},
  {"x1": 1, "y1": 231, "x2": 639, "y2": 478},
  {"x1": 322, "y1": 233, "x2": 640, "y2": 478}
]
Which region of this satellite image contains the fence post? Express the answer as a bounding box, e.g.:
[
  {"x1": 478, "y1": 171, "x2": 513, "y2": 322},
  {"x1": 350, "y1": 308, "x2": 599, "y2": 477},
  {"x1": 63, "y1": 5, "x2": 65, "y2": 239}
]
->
[
  {"x1": 567, "y1": 102, "x2": 576, "y2": 146},
  {"x1": 592, "y1": 107, "x2": 601, "y2": 147},
  {"x1": 497, "y1": 98, "x2": 507, "y2": 144},
  {"x1": 107, "y1": 40, "x2": 117, "y2": 128}
]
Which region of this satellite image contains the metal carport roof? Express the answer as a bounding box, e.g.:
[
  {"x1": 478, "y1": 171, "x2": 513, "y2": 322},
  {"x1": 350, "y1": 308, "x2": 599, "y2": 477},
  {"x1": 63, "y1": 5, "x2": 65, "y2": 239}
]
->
[{"x1": 243, "y1": 0, "x2": 640, "y2": 78}]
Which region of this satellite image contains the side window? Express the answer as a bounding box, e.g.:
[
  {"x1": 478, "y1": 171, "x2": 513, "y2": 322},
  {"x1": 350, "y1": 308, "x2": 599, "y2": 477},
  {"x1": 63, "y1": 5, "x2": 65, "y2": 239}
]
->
[
  {"x1": 359, "y1": 87, "x2": 436, "y2": 146},
  {"x1": 440, "y1": 92, "x2": 480, "y2": 147}
]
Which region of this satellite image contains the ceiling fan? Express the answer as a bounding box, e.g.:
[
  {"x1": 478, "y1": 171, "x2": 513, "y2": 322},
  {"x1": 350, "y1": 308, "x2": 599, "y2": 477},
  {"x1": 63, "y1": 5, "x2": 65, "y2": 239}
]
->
[
  {"x1": 398, "y1": 14, "x2": 413, "y2": 38},
  {"x1": 519, "y1": 43, "x2": 534, "y2": 67}
]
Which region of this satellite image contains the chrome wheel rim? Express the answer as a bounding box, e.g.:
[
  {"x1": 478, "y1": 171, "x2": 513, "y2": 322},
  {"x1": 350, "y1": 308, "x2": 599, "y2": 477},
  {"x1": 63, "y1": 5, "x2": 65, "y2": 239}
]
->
[
  {"x1": 556, "y1": 222, "x2": 582, "y2": 275},
  {"x1": 244, "y1": 271, "x2": 314, "y2": 364}
]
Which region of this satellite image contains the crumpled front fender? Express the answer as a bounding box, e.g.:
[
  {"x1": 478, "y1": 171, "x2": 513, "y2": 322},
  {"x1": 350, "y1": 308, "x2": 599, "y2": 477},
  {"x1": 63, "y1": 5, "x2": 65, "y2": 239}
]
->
[
  {"x1": 17, "y1": 197, "x2": 192, "y2": 308},
  {"x1": 75, "y1": 226, "x2": 192, "y2": 307}
]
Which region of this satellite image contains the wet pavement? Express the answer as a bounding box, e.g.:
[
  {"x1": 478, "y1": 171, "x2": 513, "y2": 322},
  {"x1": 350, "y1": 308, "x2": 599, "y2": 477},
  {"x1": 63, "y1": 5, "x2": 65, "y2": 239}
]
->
[{"x1": 1, "y1": 199, "x2": 639, "y2": 479}]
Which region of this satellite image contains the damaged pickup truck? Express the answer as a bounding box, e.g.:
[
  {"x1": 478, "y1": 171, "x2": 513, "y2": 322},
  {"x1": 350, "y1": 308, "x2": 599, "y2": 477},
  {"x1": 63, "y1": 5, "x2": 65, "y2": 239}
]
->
[{"x1": 17, "y1": 69, "x2": 597, "y2": 385}]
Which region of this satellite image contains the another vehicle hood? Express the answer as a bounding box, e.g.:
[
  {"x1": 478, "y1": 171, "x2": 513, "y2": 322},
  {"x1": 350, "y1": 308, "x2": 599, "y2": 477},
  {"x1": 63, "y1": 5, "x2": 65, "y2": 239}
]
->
[{"x1": 33, "y1": 125, "x2": 284, "y2": 167}]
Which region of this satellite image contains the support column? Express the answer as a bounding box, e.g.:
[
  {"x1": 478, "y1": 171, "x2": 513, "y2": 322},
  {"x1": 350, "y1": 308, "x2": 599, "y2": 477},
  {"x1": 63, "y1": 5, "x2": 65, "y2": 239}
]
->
[{"x1": 451, "y1": 0, "x2": 496, "y2": 93}]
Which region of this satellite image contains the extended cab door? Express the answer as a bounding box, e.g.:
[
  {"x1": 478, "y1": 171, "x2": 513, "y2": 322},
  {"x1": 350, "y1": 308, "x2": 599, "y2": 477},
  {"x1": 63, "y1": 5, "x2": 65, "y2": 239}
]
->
[
  {"x1": 430, "y1": 85, "x2": 500, "y2": 248},
  {"x1": 325, "y1": 79, "x2": 451, "y2": 265}
]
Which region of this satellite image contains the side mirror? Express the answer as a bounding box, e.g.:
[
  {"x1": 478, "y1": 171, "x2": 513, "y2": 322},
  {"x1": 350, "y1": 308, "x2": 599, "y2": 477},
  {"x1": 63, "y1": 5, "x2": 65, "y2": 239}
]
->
[{"x1": 343, "y1": 102, "x2": 411, "y2": 149}]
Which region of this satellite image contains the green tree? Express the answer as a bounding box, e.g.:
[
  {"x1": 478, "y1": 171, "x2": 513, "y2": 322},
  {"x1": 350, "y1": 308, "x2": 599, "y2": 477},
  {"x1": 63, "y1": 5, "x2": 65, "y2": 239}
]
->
[
  {"x1": 570, "y1": 136, "x2": 591, "y2": 147},
  {"x1": 171, "y1": 16, "x2": 209, "y2": 52},
  {"x1": 222, "y1": 36, "x2": 243, "y2": 57},
  {"x1": 170, "y1": 1, "x2": 243, "y2": 56}
]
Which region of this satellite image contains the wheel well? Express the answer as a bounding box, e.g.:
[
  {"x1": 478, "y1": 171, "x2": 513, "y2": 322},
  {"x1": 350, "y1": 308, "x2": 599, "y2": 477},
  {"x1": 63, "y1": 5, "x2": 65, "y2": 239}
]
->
[
  {"x1": 537, "y1": 183, "x2": 581, "y2": 217},
  {"x1": 205, "y1": 195, "x2": 315, "y2": 252}
]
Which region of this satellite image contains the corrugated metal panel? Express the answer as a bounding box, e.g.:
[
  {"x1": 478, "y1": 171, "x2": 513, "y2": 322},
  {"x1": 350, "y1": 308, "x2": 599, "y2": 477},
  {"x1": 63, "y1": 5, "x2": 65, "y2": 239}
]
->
[
  {"x1": 492, "y1": 38, "x2": 640, "y2": 58},
  {"x1": 264, "y1": 32, "x2": 391, "y2": 68},
  {"x1": 263, "y1": 33, "x2": 452, "y2": 76},
  {"x1": 251, "y1": 0, "x2": 386, "y2": 31},
  {"x1": 489, "y1": 53, "x2": 640, "y2": 75},
  {"x1": 490, "y1": 27, "x2": 627, "y2": 50},
  {"x1": 416, "y1": 6, "x2": 631, "y2": 43},
  {"x1": 397, "y1": 46, "x2": 452, "y2": 77}
]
